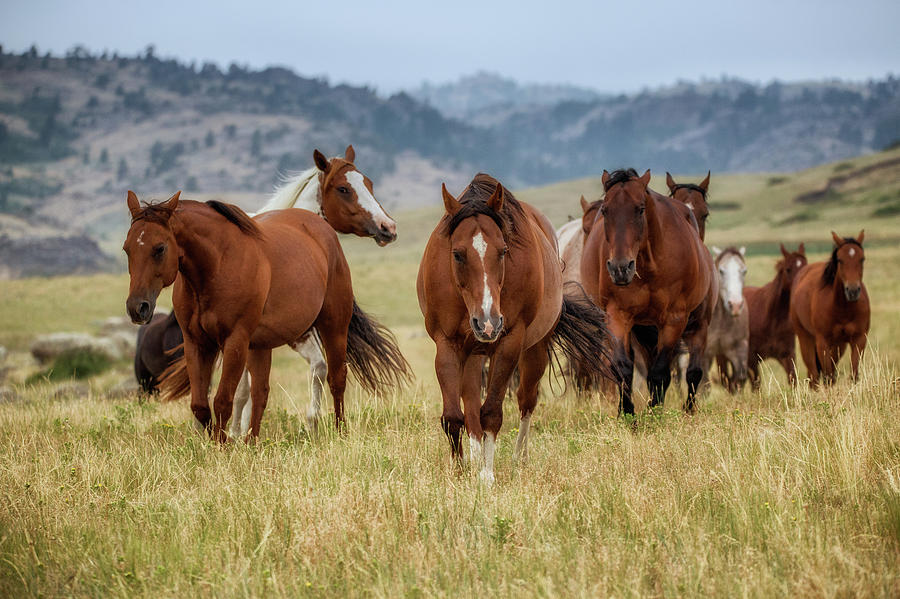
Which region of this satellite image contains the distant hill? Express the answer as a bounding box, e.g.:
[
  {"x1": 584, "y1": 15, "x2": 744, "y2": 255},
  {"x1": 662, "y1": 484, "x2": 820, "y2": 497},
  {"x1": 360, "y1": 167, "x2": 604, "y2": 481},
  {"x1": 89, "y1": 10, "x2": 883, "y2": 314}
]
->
[{"x1": 0, "y1": 45, "x2": 898, "y2": 278}]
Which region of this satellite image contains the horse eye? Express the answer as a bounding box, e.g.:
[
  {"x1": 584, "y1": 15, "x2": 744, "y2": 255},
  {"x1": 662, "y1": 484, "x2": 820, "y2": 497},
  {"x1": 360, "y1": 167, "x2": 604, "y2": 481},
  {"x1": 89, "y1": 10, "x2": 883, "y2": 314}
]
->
[
  {"x1": 337, "y1": 186, "x2": 350, "y2": 195},
  {"x1": 499, "y1": 247, "x2": 508, "y2": 258},
  {"x1": 637, "y1": 205, "x2": 645, "y2": 215},
  {"x1": 152, "y1": 244, "x2": 166, "y2": 257},
  {"x1": 453, "y1": 251, "x2": 465, "y2": 264}
]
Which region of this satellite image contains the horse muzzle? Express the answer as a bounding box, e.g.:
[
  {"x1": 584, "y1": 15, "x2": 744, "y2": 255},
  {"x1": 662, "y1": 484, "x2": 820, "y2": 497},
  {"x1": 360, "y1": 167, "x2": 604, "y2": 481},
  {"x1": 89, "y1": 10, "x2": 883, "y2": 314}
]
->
[
  {"x1": 471, "y1": 315, "x2": 504, "y2": 343},
  {"x1": 727, "y1": 299, "x2": 744, "y2": 317},
  {"x1": 126, "y1": 296, "x2": 156, "y2": 325},
  {"x1": 844, "y1": 284, "x2": 862, "y2": 302},
  {"x1": 371, "y1": 221, "x2": 397, "y2": 246},
  {"x1": 606, "y1": 259, "x2": 636, "y2": 286}
]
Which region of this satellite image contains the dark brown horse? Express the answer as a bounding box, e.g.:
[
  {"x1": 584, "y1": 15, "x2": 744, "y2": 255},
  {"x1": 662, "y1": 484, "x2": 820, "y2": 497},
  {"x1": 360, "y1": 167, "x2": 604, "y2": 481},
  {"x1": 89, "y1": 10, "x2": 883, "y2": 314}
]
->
[
  {"x1": 666, "y1": 171, "x2": 710, "y2": 240},
  {"x1": 123, "y1": 191, "x2": 408, "y2": 441},
  {"x1": 134, "y1": 311, "x2": 183, "y2": 393},
  {"x1": 743, "y1": 243, "x2": 807, "y2": 389},
  {"x1": 581, "y1": 168, "x2": 716, "y2": 414},
  {"x1": 790, "y1": 231, "x2": 869, "y2": 387},
  {"x1": 417, "y1": 174, "x2": 611, "y2": 484}
]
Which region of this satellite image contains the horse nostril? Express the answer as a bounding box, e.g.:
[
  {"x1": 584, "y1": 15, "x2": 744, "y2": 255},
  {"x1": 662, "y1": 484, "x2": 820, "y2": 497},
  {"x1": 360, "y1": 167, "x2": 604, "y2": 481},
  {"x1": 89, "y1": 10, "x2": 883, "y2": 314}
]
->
[
  {"x1": 627, "y1": 260, "x2": 635, "y2": 271},
  {"x1": 471, "y1": 317, "x2": 481, "y2": 333},
  {"x1": 138, "y1": 301, "x2": 151, "y2": 320}
]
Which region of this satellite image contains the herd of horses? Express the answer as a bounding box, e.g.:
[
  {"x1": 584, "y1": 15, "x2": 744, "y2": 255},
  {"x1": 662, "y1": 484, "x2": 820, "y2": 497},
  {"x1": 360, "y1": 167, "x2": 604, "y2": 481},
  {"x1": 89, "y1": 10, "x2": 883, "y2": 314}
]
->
[{"x1": 123, "y1": 148, "x2": 871, "y2": 483}]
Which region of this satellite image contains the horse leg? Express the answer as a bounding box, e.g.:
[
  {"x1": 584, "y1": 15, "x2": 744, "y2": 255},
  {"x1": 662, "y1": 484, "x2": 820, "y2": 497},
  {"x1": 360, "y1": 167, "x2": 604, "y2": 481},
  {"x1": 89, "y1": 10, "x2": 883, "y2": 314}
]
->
[
  {"x1": 244, "y1": 349, "x2": 273, "y2": 440},
  {"x1": 648, "y1": 322, "x2": 687, "y2": 409},
  {"x1": 211, "y1": 334, "x2": 250, "y2": 443},
  {"x1": 292, "y1": 332, "x2": 327, "y2": 432},
  {"x1": 747, "y1": 353, "x2": 761, "y2": 392},
  {"x1": 230, "y1": 370, "x2": 251, "y2": 440},
  {"x1": 184, "y1": 338, "x2": 216, "y2": 434},
  {"x1": 680, "y1": 320, "x2": 709, "y2": 414},
  {"x1": 731, "y1": 339, "x2": 749, "y2": 393},
  {"x1": 435, "y1": 338, "x2": 464, "y2": 460},
  {"x1": 794, "y1": 326, "x2": 817, "y2": 388},
  {"x1": 460, "y1": 354, "x2": 485, "y2": 469},
  {"x1": 815, "y1": 336, "x2": 835, "y2": 387},
  {"x1": 608, "y1": 310, "x2": 635, "y2": 415},
  {"x1": 514, "y1": 337, "x2": 550, "y2": 463},
  {"x1": 850, "y1": 334, "x2": 867, "y2": 381},
  {"x1": 479, "y1": 329, "x2": 524, "y2": 486}
]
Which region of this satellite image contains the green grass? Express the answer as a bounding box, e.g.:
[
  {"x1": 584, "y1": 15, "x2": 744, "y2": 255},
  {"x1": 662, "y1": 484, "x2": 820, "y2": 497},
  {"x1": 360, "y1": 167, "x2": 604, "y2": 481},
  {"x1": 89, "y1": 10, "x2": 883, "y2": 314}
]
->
[
  {"x1": 2, "y1": 149, "x2": 900, "y2": 597},
  {"x1": 25, "y1": 348, "x2": 114, "y2": 384}
]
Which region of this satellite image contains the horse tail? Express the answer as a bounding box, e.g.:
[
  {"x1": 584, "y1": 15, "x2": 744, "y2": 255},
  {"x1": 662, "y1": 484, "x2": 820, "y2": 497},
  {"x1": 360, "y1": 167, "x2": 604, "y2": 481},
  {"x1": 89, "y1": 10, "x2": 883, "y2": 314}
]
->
[
  {"x1": 550, "y1": 284, "x2": 617, "y2": 390},
  {"x1": 159, "y1": 344, "x2": 192, "y2": 401},
  {"x1": 345, "y1": 299, "x2": 412, "y2": 394}
]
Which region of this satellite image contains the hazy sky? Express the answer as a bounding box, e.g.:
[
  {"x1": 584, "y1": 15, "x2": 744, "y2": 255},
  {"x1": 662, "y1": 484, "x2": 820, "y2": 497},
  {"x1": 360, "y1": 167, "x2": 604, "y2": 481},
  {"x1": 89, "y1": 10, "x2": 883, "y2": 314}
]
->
[{"x1": 1, "y1": 0, "x2": 897, "y2": 93}]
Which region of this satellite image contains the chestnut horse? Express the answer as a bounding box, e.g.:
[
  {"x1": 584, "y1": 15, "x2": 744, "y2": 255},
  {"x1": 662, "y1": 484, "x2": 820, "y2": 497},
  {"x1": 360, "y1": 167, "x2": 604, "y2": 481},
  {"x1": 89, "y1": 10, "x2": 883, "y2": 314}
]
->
[
  {"x1": 581, "y1": 169, "x2": 716, "y2": 414},
  {"x1": 666, "y1": 172, "x2": 710, "y2": 241},
  {"x1": 418, "y1": 174, "x2": 612, "y2": 484},
  {"x1": 743, "y1": 243, "x2": 807, "y2": 389},
  {"x1": 123, "y1": 191, "x2": 409, "y2": 441},
  {"x1": 232, "y1": 145, "x2": 399, "y2": 435},
  {"x1": 790, "y1": 231, "x2": 870, "y2": 387}
]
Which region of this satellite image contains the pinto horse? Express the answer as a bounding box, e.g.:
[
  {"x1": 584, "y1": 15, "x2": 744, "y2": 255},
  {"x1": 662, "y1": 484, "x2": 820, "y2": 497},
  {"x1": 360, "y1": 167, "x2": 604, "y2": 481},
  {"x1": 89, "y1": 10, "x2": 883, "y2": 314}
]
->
[
  {"x1": 581, "y1": 169, "x2": 716, "y2": 414},
  {"x1": 418, "y1": 174, "x2": 612, "y2": 484},
  {"x1": 123, "y1": 191, "x2": 409, "y2": 441},
  {"x1": 790, "y1": 231, "x2": 870, "y2": 387},
  {"x1": 744, "y1": 243, "x2": 807, "y2": 389}
]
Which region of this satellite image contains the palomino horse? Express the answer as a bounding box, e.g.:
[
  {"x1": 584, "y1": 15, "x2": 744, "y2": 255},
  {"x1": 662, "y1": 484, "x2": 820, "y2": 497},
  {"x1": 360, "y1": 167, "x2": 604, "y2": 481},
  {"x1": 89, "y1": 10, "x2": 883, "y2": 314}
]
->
[
  {"x1": 743, "y1": 243, "x2": 807, "y2": 389},
  {"x1": 581, "y1": 169, "x2": 716, "y2": 414},
  {"x1": 123, "y1": 191, "x2": 409, "y2": 441},
  {"x1": 666, "y1": 172, "x2": 710, "y2": 240},
  {"x1": 790, "y1": 231, "x2": 870, "y2": 387},
  {"x1": 704, "y1": 246, "x2": 749, "y2": 392},
  {"x1": 417, "y1": 174, "x2": 612, "y2": 484},
  {"x1": 231, "y1": 145, "x2": 399, "y2": 436}
]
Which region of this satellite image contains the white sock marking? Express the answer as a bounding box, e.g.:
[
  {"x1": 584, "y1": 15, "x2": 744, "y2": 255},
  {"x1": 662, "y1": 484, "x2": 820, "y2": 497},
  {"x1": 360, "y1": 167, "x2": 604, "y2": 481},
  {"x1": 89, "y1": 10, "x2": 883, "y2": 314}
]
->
[
  {"x1": 515, "y1": 413, "x2": 532, "y2": 461},
  {"x1": 480, "y1": 432, "x2": 496, "y2": 486}
]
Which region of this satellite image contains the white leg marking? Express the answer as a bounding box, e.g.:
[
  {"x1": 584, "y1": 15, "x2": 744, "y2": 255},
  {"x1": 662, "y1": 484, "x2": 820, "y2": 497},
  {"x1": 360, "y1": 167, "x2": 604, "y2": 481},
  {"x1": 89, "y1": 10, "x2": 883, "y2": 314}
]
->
[
  {"x1": 480, "y1": 432, "x2": 496, "y2": 486},
  {"x1": 468, "y1": 434, "x2": 484, "y2": 469},
  {"x1": 293, "y1": 333, "x2": 327, "y2": 431},
  {"x1": 231, "y1": 370, "x2": 251, "y2": 440},
  {"x1": 515, "y1": 413, "x2": 532, "y2": 462}
]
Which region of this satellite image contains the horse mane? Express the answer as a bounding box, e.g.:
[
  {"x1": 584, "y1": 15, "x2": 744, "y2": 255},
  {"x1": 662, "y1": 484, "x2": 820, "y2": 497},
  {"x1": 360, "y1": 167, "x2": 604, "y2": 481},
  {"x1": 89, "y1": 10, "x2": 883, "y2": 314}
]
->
[
  {"x1": 443, "y1": 173, "x2": 527, "y2": 246},
  {"x1": 261, "y1": 166, "x2": 320, "y2": 212},
  {"x1": 822, "y1": 237, "x2": 862, "y2": 286},
  {"x1": 715, "y1": 246, "x2": 744, "y2": 266},
  {"x1": 602, "y1": 168, "x2": 640, "y2": 192},
  {"x1": 205, "y1": 200, "x2": 263, "y2": 238},
  {"x1": 131, "y1": 201, "x2": 176, "y2": 225},
  {"x1": 670, "y1": 183, "x2": 708, "y2": 200}
]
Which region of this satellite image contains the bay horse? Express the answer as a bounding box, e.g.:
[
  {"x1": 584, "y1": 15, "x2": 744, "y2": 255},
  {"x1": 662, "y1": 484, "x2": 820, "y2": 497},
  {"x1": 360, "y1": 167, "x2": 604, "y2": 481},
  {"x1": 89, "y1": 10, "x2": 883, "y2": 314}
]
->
[
  {"x1": 705, "y1": 246, "x2": 749, "y2": 392},
  {"x1": 581, "y1": 168, "x2": 716, "y2": 414},
  {"x1": 123, "y1": 191, "x2": 409, "y2": 441},
  {"x1": 666, "y1": 172, "x2": 710, "y2": 240},
  {"x1": 417, "y1": 174, "x2": 612, "y2": 484},
  {"x1": 134, "y1": 311, "x2": 183, "y2": 393},
  {"x1": 743, "y1": 243, "x2": 807, "y2": 390},
  {"x1": 231, "y1": 145, "x2": 399, "y2": 435},
  {"x1": 790, "y1": 231, "x2": 869, "y2": 387}
]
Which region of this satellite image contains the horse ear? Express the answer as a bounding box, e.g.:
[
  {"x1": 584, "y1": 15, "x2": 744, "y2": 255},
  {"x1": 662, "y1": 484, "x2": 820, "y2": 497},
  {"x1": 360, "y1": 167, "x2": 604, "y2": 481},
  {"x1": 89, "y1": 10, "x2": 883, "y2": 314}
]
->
[
  {"x1": 601, "y1": 170, "x2": 610, "y2": 188},
  {"x1": 126, "y1": 190, "x2": 141, "y2": 218},
  {"x1": 831, "y1": 231, "x2": 843, "y2": 247},
  {"x1": 313, "y1": 149, "x2": 330, "y2": 172},
  {"x1": 441, "y1": 183, "x2": 461, "y2": 216},
  {"x1": 579, "y1": 195, "x2": 590, "y2": 214},
  {"x1": 780, "y1": 243, "x2": 789, "y2": 258},
  {"x1": 162, "y1": 191, "x2": 181, "y2": 215},
  {"x1": 797, "y1": 242, "x2": 805, "y2": 254},
  {"x1": 665, "y1": 172, "x2": 677, "y2": 192},
  {"x1": 712, "y1": 245, "x2": 722, "y2": 258},
  {"x1": 857, "y1": 229, "x2": 865, "y2": 244},
  {"x1": 488, "y1": 183, "x2": 505, "y2": 212},
  {"x1": 639, "y1": 169, "x2": 651, "y2": 187},
  {"x1": 699, "y1": 171, "x2": 711, "y2": 191},
  {"x1": 344, "y1": 144, "x2": 355, "y2": 163},
  {"x1": 739, "y1": 246, "x2": 746, "y2": 257}
]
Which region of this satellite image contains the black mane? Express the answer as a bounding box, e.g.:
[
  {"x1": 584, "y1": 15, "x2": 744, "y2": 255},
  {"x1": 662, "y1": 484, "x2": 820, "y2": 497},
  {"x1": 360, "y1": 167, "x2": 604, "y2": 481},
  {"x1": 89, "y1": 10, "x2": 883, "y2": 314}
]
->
[
  {"x1": 444, "y1": 173, "x2": 527, "y2": 245},
  {"x1": 131, "y1": 201, "x2": 175, "y2": 225},
  {"x1": 822, "y1": 237, "x2": 862, "y2": 286},
  {"x1": 206, "y1": 200, "x2": 263, "y2": 238},
  {"x1": 670, "y1": 183, "x2": 708, "y2": 199},
  {"x1": 602, "y1": 168, "x2": 640, "y2": 192}
]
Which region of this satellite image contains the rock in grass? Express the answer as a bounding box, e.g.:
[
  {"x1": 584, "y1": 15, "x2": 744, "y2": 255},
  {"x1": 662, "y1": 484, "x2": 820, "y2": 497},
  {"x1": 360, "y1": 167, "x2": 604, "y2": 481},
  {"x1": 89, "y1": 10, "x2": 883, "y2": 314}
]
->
[{"x1": 30, "y1": 333, "x2": 122, "y2": 364}]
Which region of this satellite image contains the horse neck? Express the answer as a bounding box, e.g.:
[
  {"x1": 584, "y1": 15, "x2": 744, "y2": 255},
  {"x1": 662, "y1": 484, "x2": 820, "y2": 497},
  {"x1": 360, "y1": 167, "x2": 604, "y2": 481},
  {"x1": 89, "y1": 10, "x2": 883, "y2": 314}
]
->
[
  {"x1": 169, "y1": 208, "x2": 231, "y2": 291},
  {"x1": 764, "y1": 269, "x2": 792, "y2": 317},
  {"x1": 260, "y1": 168, "x2": 322, "y2": 215},
  {"x1": 638, "y1": 194, "x2": 664, "y2": 273}
]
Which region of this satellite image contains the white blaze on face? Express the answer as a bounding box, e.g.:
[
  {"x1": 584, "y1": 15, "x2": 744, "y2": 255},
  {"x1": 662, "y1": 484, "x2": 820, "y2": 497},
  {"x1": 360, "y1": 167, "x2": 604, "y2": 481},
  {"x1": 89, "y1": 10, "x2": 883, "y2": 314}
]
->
[
  {"x1": 345, "y1": 170, "x2": 394, "y2": 230},
  {"x1": 848, "y1": 247, "x2": 856, "y2": 257},
  {"x1": 472, "y1": 231, "x2": 495, "y2": 336},
  {"x1": 718, "y1": 253, "x2": 745, "y2": 315},
  {"x1": 796, "y1": 259, "x2": 802, "y2": 268},
  {"x1": 137, "y1": 231, "x2": 145, "y2": 246}
]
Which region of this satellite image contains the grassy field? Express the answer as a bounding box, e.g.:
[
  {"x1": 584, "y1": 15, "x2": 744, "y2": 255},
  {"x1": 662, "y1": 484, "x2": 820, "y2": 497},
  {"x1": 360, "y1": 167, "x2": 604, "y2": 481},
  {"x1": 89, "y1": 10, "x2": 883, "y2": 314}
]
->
[{"x1": 1, "y1": 150, "x2": 899, "y2": 597}]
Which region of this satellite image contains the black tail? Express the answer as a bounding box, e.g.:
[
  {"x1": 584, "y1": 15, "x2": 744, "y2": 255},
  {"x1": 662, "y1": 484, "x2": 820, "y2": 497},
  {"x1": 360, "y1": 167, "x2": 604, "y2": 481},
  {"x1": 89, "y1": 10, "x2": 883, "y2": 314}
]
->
[
  {"x1": 346, "y1": 300, "x2": 412, "y2": 395},
  {"x1": 552, "y1": 284, "x2": 617, "y2": 391}
]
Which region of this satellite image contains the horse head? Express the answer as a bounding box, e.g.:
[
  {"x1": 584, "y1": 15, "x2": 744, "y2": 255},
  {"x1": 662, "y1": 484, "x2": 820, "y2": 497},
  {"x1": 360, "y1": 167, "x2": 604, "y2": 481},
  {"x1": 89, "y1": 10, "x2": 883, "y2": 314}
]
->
[
  {"x1": 123, "y1": 190, "x2": 181, "y2": 324},
  {"x1": 828, "y1": 230, "x2": 866, "y2": 302},
  {"x1": 313, "y1": 145, "x2": 397, "y2": 246},
  {"x1": 442, "y1": 181, "x2": 508, "y2": 343},
  {"x1": 777, "y1": 242, "x2": 807, "y2": 289},
  {"x1": 580, "y1": 195, "x2": 602, "y2": 235},
  {"x1": 600, "y1": 168, "x2": 653, "y2": 286},
  {"x1": 712, "y1": 246, "x2": 747, "y2": 316},
  {"x1": 667, "y1": 171, "x2": 710, "y2": 240}
]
